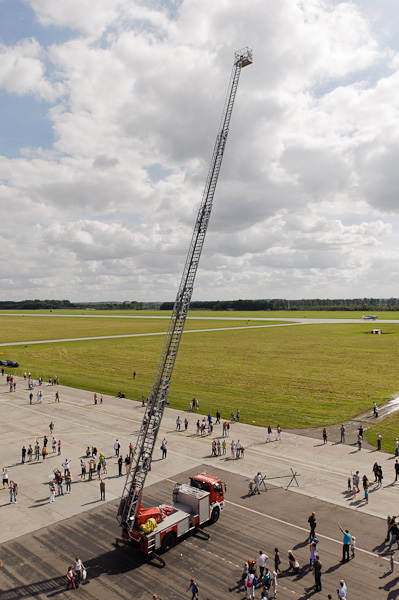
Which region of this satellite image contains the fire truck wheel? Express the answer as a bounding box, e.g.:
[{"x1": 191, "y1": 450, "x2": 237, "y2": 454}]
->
[
  {"x1": 162, "y1": 532, "x2": 176, "y2": 551},
  {"x1": 211, "y1": 506, "x2": 220, "y2": 523}
]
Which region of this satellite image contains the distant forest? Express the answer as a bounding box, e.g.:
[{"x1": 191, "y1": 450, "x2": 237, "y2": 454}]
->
[
  {"x1": 1, "y1": 298, "x2": 399, "y2": 311},
  {"x1": 162, "y1": 298, "x2": 399, "y2": 311}
]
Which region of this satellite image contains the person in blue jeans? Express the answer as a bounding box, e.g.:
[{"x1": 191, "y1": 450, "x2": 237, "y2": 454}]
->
[
  {"x1": 338, "y1": 523, "x2": 351, "y2": 562},
  {"x1": 186, "y1": 579, "x2": 199, "y2": 599}
]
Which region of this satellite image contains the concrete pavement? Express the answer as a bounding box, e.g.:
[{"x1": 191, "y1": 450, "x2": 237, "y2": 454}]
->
[{"x1": 1, "y1": 373, "x2": 398, "y2": 547}]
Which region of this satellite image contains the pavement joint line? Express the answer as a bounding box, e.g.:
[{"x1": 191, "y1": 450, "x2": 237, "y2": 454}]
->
[{"x1": 226, "y1": 498, "x2": 395, "y2": 564}]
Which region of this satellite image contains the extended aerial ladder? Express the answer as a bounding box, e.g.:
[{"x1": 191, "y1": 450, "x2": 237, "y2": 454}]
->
[{"x1": 117, "y1": 46, "x2": 253, "y2": 532}]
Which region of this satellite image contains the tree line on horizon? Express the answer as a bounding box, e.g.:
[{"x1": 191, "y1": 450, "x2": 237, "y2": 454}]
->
[{"x1": 1, "y1": 298, "x2": 399, "y2": 311}]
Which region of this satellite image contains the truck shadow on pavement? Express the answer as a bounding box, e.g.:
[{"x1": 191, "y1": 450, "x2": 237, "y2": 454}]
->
[{"x1": 0, "y1": 545, "x2": 148, "y2": 599}]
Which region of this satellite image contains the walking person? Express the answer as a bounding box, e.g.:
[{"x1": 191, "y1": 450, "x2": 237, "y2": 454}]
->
[
  {"x1": 267, "y1": 425, "x2": 272, "y2": 443},
  {"x1": 322, "y1": 428, "x2": 327, "y2": 444},
  {"x1": 340, "y1": 424, "x2": 345, "y2": 443},
  {"x1": 187, "y1": 578, "x2": 199, "y2": 600},
  {"x1": 338, "y1": 523, "x2": 351, "y2": 562},
  {"x1": 66, "y1": 566, "x2": 76, "y2": 589},
  {"x1": 55, "y1": 391, "x2": 60, "y2": 402},
  {"x1": 275, "y1": 425, "x2": 282, "y2": 441},
  {"x1": 118, "y1": 455, "x2": 123, "y2": 476},
  {"x1": 313, "y1": 555, "x2": 322, "y2": 592},
  {"x1": 74, "y1": 557, "x2": 85, "y2": 587},
  {"x1": 337, "y1": 580, "x2": 347, "y2": 598},
  {"x1": 395, "y1": 460, "x2": 399, "y2": 482},
  {"x1": 256, "y1": 551, "x2": 268, "y2": 579},
  {"x1": 274, "y1": 548, "x2": 282, "y2": 575},
  {"x1": 100, "y1": 478, "x2": 105, "y2": 501}
]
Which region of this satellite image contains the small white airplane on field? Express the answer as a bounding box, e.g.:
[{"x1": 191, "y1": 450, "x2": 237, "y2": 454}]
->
[{"x1": 362, "y1": 315, "x2": 377, "y2": 321}]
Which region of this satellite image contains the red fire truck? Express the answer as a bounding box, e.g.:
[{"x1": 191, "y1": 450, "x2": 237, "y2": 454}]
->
[{"x1": 119, "y1": 473, "x2": 225, "y2": 555}]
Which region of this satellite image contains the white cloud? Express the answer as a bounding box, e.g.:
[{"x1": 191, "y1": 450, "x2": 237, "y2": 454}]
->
[{"x1": 1, "y1": 0, "x2": 399, "y2": 300}]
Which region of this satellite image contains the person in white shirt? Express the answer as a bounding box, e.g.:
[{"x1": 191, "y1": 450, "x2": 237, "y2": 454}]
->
[
  {"x1": 245, "y1": 573, "x2": 255, "y2": 599},
  {"x1": 337, "y1": 580, "x2": 347, "y2": 598},
  {"x1": 256, "y1": 551, "x2": 268, "y2": 578}
]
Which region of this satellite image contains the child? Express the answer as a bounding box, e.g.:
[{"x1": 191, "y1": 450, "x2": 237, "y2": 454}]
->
[
  {"x1": 350, "y1": 536, "x2": 356, "y2": 559},
  {"x1": 390, "y1": 551, "x2": 395, "y2": 573},
  {"x1": 352, "y1": 483, "x2": 357, "y2": 498},
  {"x1": 248, "y1": 481, "x2": 254, "y2": 495},
  {"x1": 347, "y1": 476, "x2": 351, "y2": 492},
  {"x1": 364, "y1": 489, "x2": 369, "y2": 503}
]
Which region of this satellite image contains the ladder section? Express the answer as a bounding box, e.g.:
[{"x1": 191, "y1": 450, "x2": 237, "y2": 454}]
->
[{"x1": 117, "y1": 47, "x2": 253, "y2": 530}]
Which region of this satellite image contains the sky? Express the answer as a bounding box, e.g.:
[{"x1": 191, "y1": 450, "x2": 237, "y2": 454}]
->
[{"x1": 1, "y1": 0, "x2": 399, "y2": 302}]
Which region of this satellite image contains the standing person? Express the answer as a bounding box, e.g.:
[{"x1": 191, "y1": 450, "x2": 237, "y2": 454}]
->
[
  {"x1": 118, "y1": 455, "x2": 123, "y2": 476},
  {"x1": 256, "y1": 551, "x2": 268, "y2": 579},
  {"x1": 340, "y1": 424, "x2": 345, "y2": 442},
  {"x1": 237, "y1": 409, "x2": 240, "y2": 422},
  {"x1": 230, "y1": 440, "x2": 236, "y2": 459},
  {"x1": 94, "y1": 393, "x2": 97, "y2": 404},
  {"x1": 357, "y1": 434, "x2": 363, "y2": 450},
  {"x1": 195, "y1": 398, "x2": 199, "y2": 411},
  {"x1": 21, "y1": 446, "x2": 26, "y2": 464},
  {"x1": 338, "y1": 523, "x2": 351, "y2": 563},
  {"x1": 58, "y1": 439, "x2": 61, "y2": 455},
  {"x1": 124, "y1": 454, "x2": 131, "y2": 473},
  {"x1": 161, "y1": 438, "x2": 167, "y2": 459},
  {"x1": 114, "y1": 439, "x2": 120, "y2": 457},
  {"x1": 34, "y1": 442, "x2": 40, "y2": 460},
  {"x1": 49, "y1": 421, "x2": 54, "y2": 434},
  {"x1": 100, "y1": 478, "x2": 105, "y2": 501},
  {"x1": 312, "y1": 555, "x2": 321, "y2": 592},
  {"x1": 308, "y1": 512, "x2": 316, "y2": 539},
  {"x1": 74, "y1": 557, "x2": 85, "y2": 587},
  {"x1": 377, "y1": 465, "x2": 384, "y2": 488},
  {"x1": 187, "y1": 578, "x2": 199, "y2": 600},
  {"x1": 373, "y1": 461, "x2": 379, "y2": 482},
  {"x1": 27, "y1": 444, "x2": 33, "y2": 462},
  {"x1": 55, "y1": 391, "x2": 60, "y2": 402},
  {"x1": 65, "y1": 471, "x2": 72, "y2": 494},
  {"x1": 267, "y1": 425, "x2": 272, "y2": 443},
  {"x1": 217, "y1": 439, "x2": 221, "y2": 456},
  {"x1": 184, "y1": 417, "x2": 188, "y2": 431},
  {"x1": 377, "y1": 432, "x2": 383, "y2": 450},
  {"x1": 236, "y1": 440, "x2": 241, "y2": 458},
  {"x1": 9, "y1": 480, "x2": 17, "y2": 503},
  {"x1": 189, "y1": 401, "x2": 192, "y2": 412},
  {"x1": 49, "y1": 480, "x2": 56, "y2": 503},
  {"x1": 254, "y1": 472, "x2": 261, "y2": 495},
  {"x1": 222, "y1": 439, "x2": 226, "y2": 455},
  {"x1": 62, "y1": 459, "x2": 70, "y2": 477},
  {"x1": 29, "y1": 392, "x2": 33, "y2": 405},
  {"x1": 89, "y1": 457, "x2": 96, "y2": 480},
  {"x1": 100, "y1": 394, "x2": 103, "y2": 404},
  {"x1": 309, "y1": 542, "x2": 317, "y2": 571},
  {"x1": 133, "y1": 371, "x2": 136, "y2": 380},
  {"x1": 275, "y1": 425, "x2": 282, "y2": 441},
  {"x1": 216, "y1": 409, "x2": 221, "y2": 424},
  {"x1": 322, "y1": 428, "x2": 327, "y2": 444},
  {"x1": 52, "y1": 437, "x2": 57, "y2": 453},
  {"x1": 395, "y1": 461, "x2": 399, "y2": 483},
  {"x1": 80, "y1": 460, "x2": 86, "y2": 481},
  {"x1": 176, "y1": 416, "x2": 182, "y2": 431}
]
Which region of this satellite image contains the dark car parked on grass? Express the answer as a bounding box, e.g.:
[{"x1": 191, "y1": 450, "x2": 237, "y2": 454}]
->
[{"x1": 0, "y1": 360, "x2": 19, "y2": 367}]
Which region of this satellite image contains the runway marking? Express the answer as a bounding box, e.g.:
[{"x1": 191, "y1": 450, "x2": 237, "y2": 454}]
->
[{"x1": 226, "y1": 498, "x2": 394, "y2": 564}]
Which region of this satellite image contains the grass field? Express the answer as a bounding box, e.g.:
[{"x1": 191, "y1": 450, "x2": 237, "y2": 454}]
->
[
  {"x1": 2, "y1": 322, "x2": 399, "y2": 449},
  {"x1": 0, "y1": 315, "x2": 286, "y2": 343}
]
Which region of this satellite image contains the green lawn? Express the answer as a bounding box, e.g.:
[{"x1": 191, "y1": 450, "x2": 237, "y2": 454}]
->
[
  {"x1": 2, "y1": 323, "x2": 399, "y2": 447},
  {"x1": 0, "y1": 315, "x2": 286, "y2": 343}
]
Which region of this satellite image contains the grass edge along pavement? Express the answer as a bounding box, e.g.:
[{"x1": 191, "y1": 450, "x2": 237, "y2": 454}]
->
[{"x1": 2, "y1": 322, "x2": 399, "y2": 447}]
